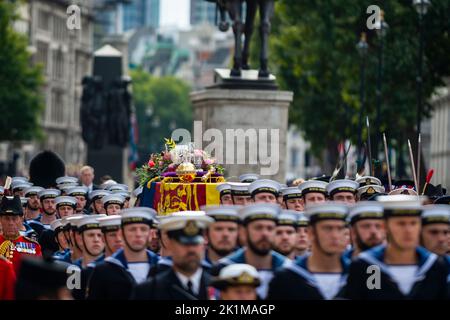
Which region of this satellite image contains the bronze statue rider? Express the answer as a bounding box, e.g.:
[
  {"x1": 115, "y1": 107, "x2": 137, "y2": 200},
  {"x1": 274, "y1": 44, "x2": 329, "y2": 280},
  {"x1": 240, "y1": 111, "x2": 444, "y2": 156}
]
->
[{"x1": 207, "y1": 0, "x2": 275, "y2": 78}]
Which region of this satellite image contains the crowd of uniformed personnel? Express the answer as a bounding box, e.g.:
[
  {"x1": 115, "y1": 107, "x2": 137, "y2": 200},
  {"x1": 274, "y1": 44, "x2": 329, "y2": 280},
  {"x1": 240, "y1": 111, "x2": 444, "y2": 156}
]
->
[{"x1": 0, "y1": 164, "x2": 449, "y2": 300}]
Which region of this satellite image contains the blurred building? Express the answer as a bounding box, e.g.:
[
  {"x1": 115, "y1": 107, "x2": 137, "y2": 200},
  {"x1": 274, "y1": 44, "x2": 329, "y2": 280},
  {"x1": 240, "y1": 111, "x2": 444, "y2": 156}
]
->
[
  {"x1": 123, "y1": 0, "x2": 159, "y2": 31},
  {"x1": 179, "y1": 23, "x2": 233, "y2": 89},
  {"x1": 94, "y1": 0, "x2": 160, "y2": 49},
  {"x1": 136, "y1": 24, "x2": 232, "y2": 89},
  {"x1": 190, "y1": 0, "x2": 216, "y2": 26},
  {"x1": 285, "y1": 126, "x2": 321, "y2": 183},
  {"x1": 427, "y1": 78, "x2": 450, "y2": 189},
  {"x1": 8, "y1": 0, "x2": 95, "y2": 173}
]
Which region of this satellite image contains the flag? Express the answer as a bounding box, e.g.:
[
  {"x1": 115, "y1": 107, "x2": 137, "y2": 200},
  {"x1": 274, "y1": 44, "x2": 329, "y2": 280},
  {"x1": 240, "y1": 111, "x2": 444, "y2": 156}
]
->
[{"x1": 141, "y1": 181, "x2": 221, "y2": 215}]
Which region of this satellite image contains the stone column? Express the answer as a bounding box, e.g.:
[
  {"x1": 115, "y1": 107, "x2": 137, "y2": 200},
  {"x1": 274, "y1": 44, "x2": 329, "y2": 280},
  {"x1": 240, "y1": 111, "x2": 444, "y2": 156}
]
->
[
  {"x1": 86, "y1": 44, "x2": 128, "y2": 184},
  {"x1": 190, "y1": 88, "x2": 293, "y2": 182}
]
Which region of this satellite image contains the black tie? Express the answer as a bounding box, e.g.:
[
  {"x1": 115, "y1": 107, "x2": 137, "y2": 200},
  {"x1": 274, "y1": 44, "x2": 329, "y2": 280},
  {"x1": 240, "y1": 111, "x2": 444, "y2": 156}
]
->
[{"x1": 186, "y1": 279, "x2": 195, "y2": 296}]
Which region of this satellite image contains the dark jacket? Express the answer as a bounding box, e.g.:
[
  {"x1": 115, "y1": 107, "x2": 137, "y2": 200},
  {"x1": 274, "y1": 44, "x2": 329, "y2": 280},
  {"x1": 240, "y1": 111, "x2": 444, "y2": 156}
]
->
[
  {"x1": 86, "y1": 248, "x2": 159, "y2": 300},
  {"x1": 132, "y1": 268, "x2": 210, "y2": 300},
  {"x1": 341, "y1": 245, "x2": 448, "y2": 300},
  {"x1": 267, "y1": 253, "x2": 350, "y2": 300},
  {"x1": 148, "y1": 256, "x2": 212, "y2": 277},
  {"x1": 210, "y1": 248, "x2": 287, "y2": 300},
  {"x1": 445, "y1": 255, "x2": 450, "y2": 299},
  {"x1": 71, "y1": 255, "x2": 105, "y2": 300}
]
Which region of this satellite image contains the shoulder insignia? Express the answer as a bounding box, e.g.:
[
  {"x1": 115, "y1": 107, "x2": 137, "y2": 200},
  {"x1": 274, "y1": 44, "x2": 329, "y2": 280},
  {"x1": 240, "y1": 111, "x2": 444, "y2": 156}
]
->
[{"x1": 23, "y1": 236, "x2": 40, "y2": 245}]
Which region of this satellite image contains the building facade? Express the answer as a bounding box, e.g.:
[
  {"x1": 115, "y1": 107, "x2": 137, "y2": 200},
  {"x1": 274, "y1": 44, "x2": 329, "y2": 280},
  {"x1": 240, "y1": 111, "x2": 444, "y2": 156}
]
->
[
  {"x1": 190, "y1": 0, "x2": 216, "y2": 26},
  {"x1": 123, "y1": 0, "x2": 159, "y2": 31},
  {"x1": 27, "y1": 0, "x2": 94, "y2": 168},
  {"x1": 285, "y1": 126, "x2": 321, "y2": 182},
  {"x1": 428, "y1": 79, "x2": 450, "y2": 189},
  {"x1": 94, "y1": 0, "x2": 160, "y2": 49}
]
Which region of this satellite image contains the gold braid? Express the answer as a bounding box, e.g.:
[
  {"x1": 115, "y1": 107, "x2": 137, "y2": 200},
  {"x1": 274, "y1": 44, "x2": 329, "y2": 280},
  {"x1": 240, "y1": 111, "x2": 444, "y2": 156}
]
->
[{"x1": 0, "y1": 240, "x2": 14, "y2": 261}]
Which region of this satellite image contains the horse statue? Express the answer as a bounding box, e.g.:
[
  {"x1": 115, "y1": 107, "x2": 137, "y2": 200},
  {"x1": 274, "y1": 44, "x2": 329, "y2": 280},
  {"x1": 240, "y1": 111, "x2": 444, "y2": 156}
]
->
[{"x1": 207, "y1": 0, "x2": 275, "y2": 78}]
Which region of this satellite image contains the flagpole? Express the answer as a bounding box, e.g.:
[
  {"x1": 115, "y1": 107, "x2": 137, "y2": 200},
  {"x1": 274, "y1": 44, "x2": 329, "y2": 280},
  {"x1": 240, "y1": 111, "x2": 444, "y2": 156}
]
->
[
  {"x1": 383, "y1": 133, "x2": 392, "y2": 192},
  {"x1": 417, "y1": 133, "x2": 421, "y2": 193},
  {"x1": 408, "y1": 139, "x2": 419, "y2": 195},
  {"x1": 366, "y1": 117, "x2": 373, "y2": 176}
]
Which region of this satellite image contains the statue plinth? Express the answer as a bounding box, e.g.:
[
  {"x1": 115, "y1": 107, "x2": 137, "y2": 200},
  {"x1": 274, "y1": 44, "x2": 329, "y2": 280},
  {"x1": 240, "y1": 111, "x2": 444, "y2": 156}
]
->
[
  {"x1": 190, "y1": 85, "x2": 293, "y2": 182},
  {"x1": 210, "y1": 68, "x2": 278, "y2": 90}
]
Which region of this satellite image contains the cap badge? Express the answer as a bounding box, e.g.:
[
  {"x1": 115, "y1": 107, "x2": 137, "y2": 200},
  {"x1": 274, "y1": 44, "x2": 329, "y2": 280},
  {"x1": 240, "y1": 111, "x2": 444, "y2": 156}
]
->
[
  {"x1": 237, "y1": 271, "x2": 253, "y2": 284},
  {"x1": 184, "y1": 220, "x2": 199, "y2": 236}
]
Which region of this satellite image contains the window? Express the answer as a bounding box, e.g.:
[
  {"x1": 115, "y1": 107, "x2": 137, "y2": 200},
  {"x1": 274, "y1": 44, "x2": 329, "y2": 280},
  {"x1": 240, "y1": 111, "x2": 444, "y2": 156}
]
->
[
  {"x1": 82, "y1": 21, "x2": 91, "y2": 45},
  {"x1": 37, "y1": 10, "x2": 50, "y2": 31},
  {"x1": 291, "y1": 149, "x2": 299, "y2": 169},
  {"x1": 76, "y1": 53, "x2": 89, "y2": 81},
  {"x1": 50, "y1": 89, "x2": 65, "y2": 124},
  {"x1": 305, "y1": 151, "x2": 311, "y2": 167},
  {"x1": 52, "y1": 16, "x2": 67, "y2": 42},
  {"x1": 35, "y1": 41, "x2": 49, "y2": 74},
  {"x1": 74, "y1": 96, "x2": 80, "y2": 126},
  {"x1": 52, "y1": 49, "x2": 64, "y2": 81},
  {"x1": 42, "y1": 88, "x2": 50, "y2": 123}
]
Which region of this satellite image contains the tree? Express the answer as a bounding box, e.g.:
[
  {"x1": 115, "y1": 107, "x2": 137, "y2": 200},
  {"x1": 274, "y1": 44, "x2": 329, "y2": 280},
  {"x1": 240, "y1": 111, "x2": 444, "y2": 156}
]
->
[
  {"x1": 269, "y1": 0, "x2": 450, "y2": 174},
  {"x1": 130, "y1": 68, "x2": 193, "y2": 164},
  {"x1": 0, "y1": 1, "x2": 44, "y2": 141}
]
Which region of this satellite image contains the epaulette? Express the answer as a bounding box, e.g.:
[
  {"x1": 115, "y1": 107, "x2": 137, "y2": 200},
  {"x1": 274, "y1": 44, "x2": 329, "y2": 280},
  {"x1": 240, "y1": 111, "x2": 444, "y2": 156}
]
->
[{"x1": 23, "y1": 236, "x2": 40, "y2": 245}]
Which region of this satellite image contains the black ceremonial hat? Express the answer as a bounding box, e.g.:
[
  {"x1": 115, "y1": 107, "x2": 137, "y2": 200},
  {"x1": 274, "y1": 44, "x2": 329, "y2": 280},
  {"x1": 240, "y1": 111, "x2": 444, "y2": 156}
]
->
[
  {"x1": 0, "y1": 195, "x2": 23, "y2": 216},
  {"x1": 29, "y1": 151, "x2": 65, "y2": 188}
]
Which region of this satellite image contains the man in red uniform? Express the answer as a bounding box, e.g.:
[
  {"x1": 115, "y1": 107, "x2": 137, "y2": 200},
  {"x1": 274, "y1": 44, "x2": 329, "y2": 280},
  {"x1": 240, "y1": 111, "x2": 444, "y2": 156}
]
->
[
  {"x1": 0, "y1": 195, "x2": 42, "y2": 275},
  {"x1": 0, "y1": 255, "x2": 16, "y2": 300}
]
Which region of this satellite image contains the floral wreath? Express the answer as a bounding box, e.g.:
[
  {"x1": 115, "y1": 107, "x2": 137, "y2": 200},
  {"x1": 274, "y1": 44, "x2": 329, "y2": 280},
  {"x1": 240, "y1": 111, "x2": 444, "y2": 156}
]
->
[{"x1": 136, "y1": 138, "x2": 225, "y2": 186}]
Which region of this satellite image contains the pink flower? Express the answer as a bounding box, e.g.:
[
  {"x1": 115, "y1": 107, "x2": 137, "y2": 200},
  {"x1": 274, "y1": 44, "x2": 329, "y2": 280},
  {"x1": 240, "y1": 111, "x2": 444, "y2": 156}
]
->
[
  {"x1": 163, "y1": 152, "x2": 171, "y2": 161},
  {"x1": 159, "y1": 161, "x2": 164, "y2": 166},
  {"x1": 203, "y1": 158, "x2": 213, "y2": 165},
  {"x1": 194, "y1": 149, "x2": 204, "y2": 157}
]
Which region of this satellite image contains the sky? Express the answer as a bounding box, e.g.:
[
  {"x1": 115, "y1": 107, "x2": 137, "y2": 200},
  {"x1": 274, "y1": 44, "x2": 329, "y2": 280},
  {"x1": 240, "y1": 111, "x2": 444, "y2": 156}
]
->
[{"x1": 160, "y1": 0, "x2": 190, "y2": 29}]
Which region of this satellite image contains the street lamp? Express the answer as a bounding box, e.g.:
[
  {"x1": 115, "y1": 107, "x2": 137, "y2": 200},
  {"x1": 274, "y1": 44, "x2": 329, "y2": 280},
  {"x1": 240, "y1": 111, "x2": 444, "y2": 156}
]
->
[
  {"x1": 374, "y1": 10, "x2": 388, "y2": 162},
  {"x1": 356, "y1": 32, "x2": 368, "y2": 164},
  {"x1": 412, "y1": 0, "x2": 431, "y2": 135},
  {"x1": 413, "y1": 0, "x2": 431, "y2": 191},
  {"x1": 413, "y1": 0, "x2": 431, "y2": 15}
]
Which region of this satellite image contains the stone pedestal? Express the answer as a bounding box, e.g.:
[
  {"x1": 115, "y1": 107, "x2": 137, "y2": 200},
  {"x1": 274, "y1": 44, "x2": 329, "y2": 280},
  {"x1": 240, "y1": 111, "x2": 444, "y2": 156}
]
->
[
  {"x1": 190, "y1": 87, "x2": 293, "y2": 182},
  {"x1": 86, "y1": 44, "x2": 128, "y2": 184}
]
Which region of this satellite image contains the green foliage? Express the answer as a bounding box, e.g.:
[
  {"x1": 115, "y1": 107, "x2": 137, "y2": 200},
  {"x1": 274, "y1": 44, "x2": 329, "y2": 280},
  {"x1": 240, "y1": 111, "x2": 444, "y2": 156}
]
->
[
  {"x1": 0, "y1": 1, "x2": 44, "y2": 141},
  {"x1": 270, "y1": 0, "x2": 450, "y2": 157},
  {"x1": 130, "y1": 68, "x2": 193, "y2": 164}
]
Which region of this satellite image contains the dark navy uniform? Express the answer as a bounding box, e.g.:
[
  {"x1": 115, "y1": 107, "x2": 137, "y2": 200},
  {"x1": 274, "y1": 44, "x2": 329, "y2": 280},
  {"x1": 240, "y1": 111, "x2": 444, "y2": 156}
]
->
[
  {"x1": 148, "y1": 255, "x2": 212, "y2": 277},
  {"x1": 72, "y1": 254, "x2": 107, "y2": 300},
  {"x1": 342, "y1": 245, "x2": 448, "y2": 299},
  {"x1": 267, "y1": 254, "x2": 350, "y2": 300},
  {"x1": 268, "y1": 202, "x2": 350, "y2": 300},
  {"x1": 132, "y1": 268, "x2": 211, "y2": 300},
  {"x1": 87, "y1": 248, "x2": 159, "y2": 299},
  {"x1": 132, "y1": 211, "x2": 214, "y2": 300},
  {"x1": 21, "y1": 221, "x2": 39, "y2": 242},
  {"x1": 445, "y1": 255, "x2": 450, "y2": 299},
  {"x1": 87, "y1": 208, "x2": 159, "y2": 299},
  {"x1": 53, "y1": 248, "x2": 71, "y2": 263},
  {"x1": 210, "y1": 203, "x2": 286, "y2": 299},
  {"x1": 212, "y1": 248, "x2": 287, "y2": 299},
  {"x1": 27, "y1": 219, "x2": 46, "y2": 237}
]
